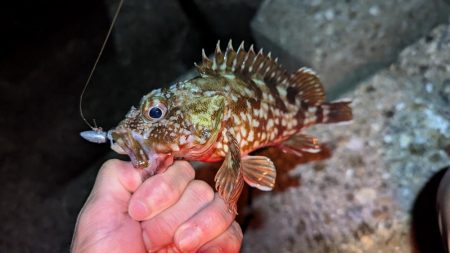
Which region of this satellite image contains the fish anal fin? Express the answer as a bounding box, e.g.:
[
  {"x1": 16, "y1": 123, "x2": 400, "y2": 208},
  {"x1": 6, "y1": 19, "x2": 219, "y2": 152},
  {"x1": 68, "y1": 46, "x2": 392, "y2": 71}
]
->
[
  {"x1": 242, "y1": 156, "x2": 276, "y2": 191},
  {"x1": 214, "y1": 131, "x2": 243, "y2": 214},
  {"x1": 288, "y1": 67, "x2": 325, "y2": 106},
  {"x1": 279, "y1": 134, "x2": 321, "y2": 157}
]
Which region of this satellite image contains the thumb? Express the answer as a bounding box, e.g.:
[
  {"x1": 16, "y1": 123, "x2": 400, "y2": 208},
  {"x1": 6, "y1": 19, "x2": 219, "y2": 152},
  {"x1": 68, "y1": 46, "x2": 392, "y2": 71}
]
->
[
  {"x1": 90, "y1": 159, "x2": 143, "y2": 203},
  {"x1": 71, "y1": 159, "x2": 145, "y2": 253}
]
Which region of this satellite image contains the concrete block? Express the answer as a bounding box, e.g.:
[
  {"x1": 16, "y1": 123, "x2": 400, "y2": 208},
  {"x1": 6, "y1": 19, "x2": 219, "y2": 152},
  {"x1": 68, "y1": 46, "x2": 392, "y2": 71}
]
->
[{"x1": 252, "y1": 0, "x2": 450, "y2": 97}]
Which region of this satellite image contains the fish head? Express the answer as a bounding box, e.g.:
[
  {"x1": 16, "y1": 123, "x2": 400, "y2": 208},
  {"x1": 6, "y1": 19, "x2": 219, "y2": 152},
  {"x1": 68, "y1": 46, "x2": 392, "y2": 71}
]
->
[{"x1": 109, "y1": 87, "x2": 225, "y2": 174}]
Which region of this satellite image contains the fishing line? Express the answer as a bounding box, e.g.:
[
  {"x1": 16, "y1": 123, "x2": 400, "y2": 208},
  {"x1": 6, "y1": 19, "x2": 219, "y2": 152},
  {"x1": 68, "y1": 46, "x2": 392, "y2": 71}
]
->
[{"x1": 79, "y1": 0, "x2": 124, "y2": 130}]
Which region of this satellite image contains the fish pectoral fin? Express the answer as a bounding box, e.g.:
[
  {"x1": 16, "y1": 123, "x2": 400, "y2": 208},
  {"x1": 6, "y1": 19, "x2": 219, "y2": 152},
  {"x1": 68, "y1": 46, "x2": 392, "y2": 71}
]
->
[
  {"x1": 214, "y1": 131, "x2": 243, "y2": 214},
  {"x1": 279, "y1": 134, "x2": 321, "y2": 157},
  {"x1": 242, "y1": 156, "x2": 276, "y2": 191}
]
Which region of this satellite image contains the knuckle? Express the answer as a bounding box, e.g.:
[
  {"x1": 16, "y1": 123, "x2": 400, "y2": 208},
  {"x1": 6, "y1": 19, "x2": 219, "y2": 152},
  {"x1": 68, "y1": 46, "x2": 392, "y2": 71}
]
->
[
  {"x1": 200, "y1": 224, "x2": 242, "y2": 253},
  {"x1": 141, "y1": 221, "x2": 173, "y2": 252},
  {"x1": 188, "y1": 180, "x2": 215, "y2": 203},
  {"x1": 96, "y1": 159, "x2": 127, "y2": 182},
  {"x1": 217, "y1": 223, "x2": 243, "y2": 253},
  {"x1": 227, "y1": 238, "x2": 242, "y2": 253},
  {"x1": 99, "y1": 159, "x2": 120, "y2": 173},
  {"x1": 175, "y1": 160, "x2": 195, "y2": 179},
  {"x1": 213, "y1": 194, "x2": 235, "y2": 220},
  {"x1": 217, "y1": 208, "x2": 232, "y2": 226},
  {"x1": 102, "y1": 158, "x2": 122, "y2": 169},
  {"x1": 203, "y1": 200, "x2": 232, "y2": 229},
  {"x1": 152, "y1": 176, "x2": 177, "y2": 196},
  {"x1": 148, "y1": 219, "x2": 173, "y2": 239},
  {"x1": 230, "y1": 221, "x2": 243, "y2": 242}
]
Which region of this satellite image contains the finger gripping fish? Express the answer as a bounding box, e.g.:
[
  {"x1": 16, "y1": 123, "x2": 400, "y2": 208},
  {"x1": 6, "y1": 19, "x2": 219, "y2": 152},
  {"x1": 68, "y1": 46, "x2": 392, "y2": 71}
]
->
[{"x1": 80, "y1": 40, "x2": 352, "y2": 214}]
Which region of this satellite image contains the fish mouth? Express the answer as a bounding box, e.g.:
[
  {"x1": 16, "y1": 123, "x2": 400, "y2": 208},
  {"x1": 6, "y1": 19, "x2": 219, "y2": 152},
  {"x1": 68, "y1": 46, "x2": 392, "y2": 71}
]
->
[{"x1": 109, "y1": 129, "x2": 172, "y2": 175}]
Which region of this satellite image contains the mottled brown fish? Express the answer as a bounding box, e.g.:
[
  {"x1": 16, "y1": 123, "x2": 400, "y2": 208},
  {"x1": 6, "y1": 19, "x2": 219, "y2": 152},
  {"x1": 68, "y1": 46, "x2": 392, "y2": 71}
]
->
[{"x1": 81, "y1": 41, "x2": 352, "y2": 213}]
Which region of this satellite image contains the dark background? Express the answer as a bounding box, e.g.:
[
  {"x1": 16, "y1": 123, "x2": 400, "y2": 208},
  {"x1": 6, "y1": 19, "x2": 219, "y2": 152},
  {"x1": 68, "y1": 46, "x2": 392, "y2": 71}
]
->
[{"x1": 0, "y1": 0, "x2": 259, "y2": 251}]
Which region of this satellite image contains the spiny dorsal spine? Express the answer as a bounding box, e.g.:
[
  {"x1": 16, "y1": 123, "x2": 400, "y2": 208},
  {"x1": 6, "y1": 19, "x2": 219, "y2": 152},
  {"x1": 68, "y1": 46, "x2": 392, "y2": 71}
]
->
[
  {"x1": 195, "y1": 40, "x2": 288, "y2": 84},
  {"x1": 195, "y1": 40, "x2": 327, "y2": 107}
]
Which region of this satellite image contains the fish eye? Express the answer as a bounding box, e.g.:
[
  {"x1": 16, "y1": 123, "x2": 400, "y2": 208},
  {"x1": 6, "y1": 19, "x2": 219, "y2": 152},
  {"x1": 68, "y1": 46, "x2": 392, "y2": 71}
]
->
[
  {"x1": 141, "y1": 96, "x2": 168, "y2": 122},
  {"x1": 147, "y1": 103, "x2": 167, "y2": 121},
  {"x1": 149, "y1": 106, "x2": 163, "y2": 118}
]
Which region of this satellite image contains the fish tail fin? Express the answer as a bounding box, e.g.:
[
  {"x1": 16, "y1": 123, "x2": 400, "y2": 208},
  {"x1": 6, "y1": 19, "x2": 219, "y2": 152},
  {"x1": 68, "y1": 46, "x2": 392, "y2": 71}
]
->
[
  {"x1": 317, "y1": 100, "x2": 353, "y2": 124},
  {"x1": 303, "y1": 100, "x2": 352, "y2": 126}
]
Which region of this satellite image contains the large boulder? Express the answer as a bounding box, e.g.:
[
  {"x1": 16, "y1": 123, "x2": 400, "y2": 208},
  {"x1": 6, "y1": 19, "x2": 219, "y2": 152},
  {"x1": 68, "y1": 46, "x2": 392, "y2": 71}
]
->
[
  {"x1": 252, "y1": 0, "x2": 450, "y2": 97},
  {"x1": 192, "y1": 0, "x2": 263, "y2": 42}
]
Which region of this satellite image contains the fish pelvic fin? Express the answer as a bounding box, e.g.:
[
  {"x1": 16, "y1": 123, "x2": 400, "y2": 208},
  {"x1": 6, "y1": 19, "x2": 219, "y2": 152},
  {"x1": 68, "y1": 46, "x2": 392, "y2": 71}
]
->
[
  {"x1": 241, "y1": 156, "x2": 276, "y2": 191},
  {"x1": 214, "y1": 131, "x2": 244, "y2": 215}
]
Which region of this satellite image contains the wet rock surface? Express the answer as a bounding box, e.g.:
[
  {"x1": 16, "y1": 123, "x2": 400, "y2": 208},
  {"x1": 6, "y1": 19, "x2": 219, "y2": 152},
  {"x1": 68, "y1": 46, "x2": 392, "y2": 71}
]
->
[
  {"x1": 252, "y1": 0, "x2": 450, "y2": 96},
  {"x1": 242, "y1": 24, "x2": 450, "y2": 253}
]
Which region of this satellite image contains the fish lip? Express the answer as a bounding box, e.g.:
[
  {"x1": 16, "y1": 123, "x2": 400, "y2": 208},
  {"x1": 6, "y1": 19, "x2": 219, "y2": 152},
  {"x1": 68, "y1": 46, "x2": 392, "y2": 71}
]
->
[
  {"x1": 109, "y1": 128, "x2": 151, "y2": 169},
  {"x1": 109, "y1": 128, "x2": 173, "y2": 175}
]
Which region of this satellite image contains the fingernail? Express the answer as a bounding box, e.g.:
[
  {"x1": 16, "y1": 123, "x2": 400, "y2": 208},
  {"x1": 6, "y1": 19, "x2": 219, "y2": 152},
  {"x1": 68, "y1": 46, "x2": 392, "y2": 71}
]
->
[
  {"x1": 129, "y1": 200, "x2": 149, "y2": 220},
  {"x1": 177, "y1": 226, "x2": 201, "y2": 251}
]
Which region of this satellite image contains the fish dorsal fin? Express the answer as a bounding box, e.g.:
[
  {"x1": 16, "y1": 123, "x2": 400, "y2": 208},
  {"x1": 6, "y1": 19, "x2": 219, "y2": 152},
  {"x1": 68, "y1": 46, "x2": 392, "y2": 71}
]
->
[
  {"x1": 288, "y1": 67, "x2": 325, "y2": 106},
  {"x1": 195, "y1": 41, "x2": 326, "y2": 106},
  {"x1": 195, "y1": 40, "x2": 289, "y2": 84}
]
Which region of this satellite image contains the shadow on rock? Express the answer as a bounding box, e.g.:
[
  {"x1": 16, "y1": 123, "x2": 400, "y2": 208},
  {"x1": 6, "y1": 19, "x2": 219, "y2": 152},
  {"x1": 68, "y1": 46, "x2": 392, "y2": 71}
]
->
[{"x1": 411, "y1": 166, "x2": 449, "y2": 253}]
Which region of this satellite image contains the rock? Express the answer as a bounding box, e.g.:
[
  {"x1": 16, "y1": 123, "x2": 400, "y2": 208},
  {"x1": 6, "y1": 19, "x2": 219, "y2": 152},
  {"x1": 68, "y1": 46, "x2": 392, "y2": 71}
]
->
[
  {"x1": 242, "y1": 24, "x2": 450, "y2": 253},
  {"x1": 105, "y1": 0, "x2": 198, "y2": 69},
  {"x1": 251, "y1": 0, "x2": 450, "y2": 97},
  {"x1": 192, "y1": 0, "x2": 263, "y2": 42},
  {"x1": 85, "y1": 0, "x2": 203, "y2": 128}
]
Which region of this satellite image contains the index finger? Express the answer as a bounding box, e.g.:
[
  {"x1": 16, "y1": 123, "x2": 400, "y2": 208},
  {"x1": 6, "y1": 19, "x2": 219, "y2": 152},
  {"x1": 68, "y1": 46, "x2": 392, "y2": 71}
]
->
[{"x1": 128, "y1": 161, "x2": 196, "y2": 221}]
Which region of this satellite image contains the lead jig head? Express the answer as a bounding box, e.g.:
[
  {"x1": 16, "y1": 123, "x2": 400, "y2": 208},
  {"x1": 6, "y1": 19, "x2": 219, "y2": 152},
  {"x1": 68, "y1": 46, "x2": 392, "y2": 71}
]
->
[{"x1": 80, "y1": 129, "x2": 110, "y2": 144}]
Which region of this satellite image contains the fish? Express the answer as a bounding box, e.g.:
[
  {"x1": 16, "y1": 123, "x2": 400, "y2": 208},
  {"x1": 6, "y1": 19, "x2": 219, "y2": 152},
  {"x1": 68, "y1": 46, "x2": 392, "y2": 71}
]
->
[{"x1": 80, "y1": 40, "x2": 353, "y2": 213}]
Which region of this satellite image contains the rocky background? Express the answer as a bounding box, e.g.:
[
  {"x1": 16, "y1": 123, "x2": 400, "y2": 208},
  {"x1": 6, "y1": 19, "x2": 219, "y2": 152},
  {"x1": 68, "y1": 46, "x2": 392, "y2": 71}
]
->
[{"x1": 1, "y1": 0, "x2": 449, "y2": 252}]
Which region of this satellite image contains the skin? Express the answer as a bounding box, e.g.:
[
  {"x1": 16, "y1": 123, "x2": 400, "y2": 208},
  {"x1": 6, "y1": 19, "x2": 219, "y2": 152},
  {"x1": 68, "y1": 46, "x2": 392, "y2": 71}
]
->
[{"x1": 71, "y1": 159, "x2": 242, "y2": 253}]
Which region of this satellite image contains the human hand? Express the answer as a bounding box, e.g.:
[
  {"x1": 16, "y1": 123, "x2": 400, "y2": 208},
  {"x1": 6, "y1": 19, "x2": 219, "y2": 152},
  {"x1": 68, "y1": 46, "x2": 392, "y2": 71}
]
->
[{"x1": 71, "y1": 159, "x2": 243, "y2": 253}]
